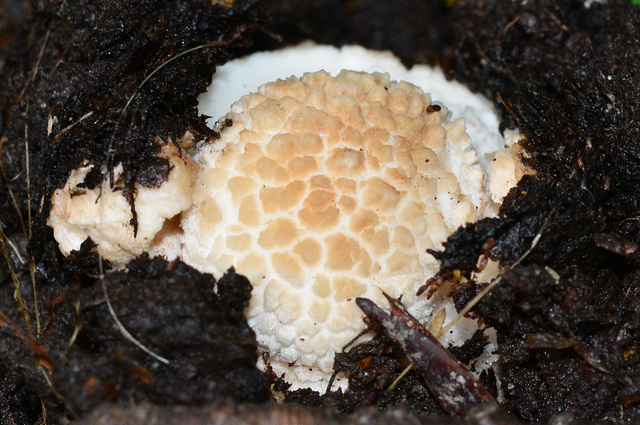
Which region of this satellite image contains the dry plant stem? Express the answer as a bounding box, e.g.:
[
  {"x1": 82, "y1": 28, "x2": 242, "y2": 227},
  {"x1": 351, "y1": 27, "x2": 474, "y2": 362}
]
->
[
  {"x1": 24, "y1": 99, "x2": 42, "y2": 335},
  {"x1": 14, "y1": 21, "x2": 48, "y2": 338},
  {"x1": 1, "y1": 222, "x2": 33, "y2": 334},
  {"x1": 438, "y1": 207, "x2": 557, "y2": 338},
  {"x1": 29, "y1": 257, "x2": 40, "y2": 335},
  {"x1": 356, "y1": 294, "x2": 496, "y2": 417},
  {"x1": 38, "y1": 399, "x2": 48, "y2": 425},
  {"x1": 51, "y1": 111, "x2": 94, "y2": 144},
  {"x1": 30, "y1": 29, "x2": 51, "y2": 82},
  {"x1": 66, "y1": 299, "x2": 84, "y2": 350},
  {"x1": 4, "y1": 233, "x2": 25, "y2": 264},
  {"x1": 0, "y1": 310, "x2": 51, "y2": 371},
  {"x1": 386, "y1": 363, "x2": 413, "y2": 392},
  {"x1": 7, "y1": 183, "x2": 27, "y2": 237}
]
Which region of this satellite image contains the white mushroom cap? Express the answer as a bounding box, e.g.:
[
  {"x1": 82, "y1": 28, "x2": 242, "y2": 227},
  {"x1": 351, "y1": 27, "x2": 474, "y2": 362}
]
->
[
  {"x1": 181, "y1": 70, "x2": 488, "y2": 389},
  {"x1": 48, "y1": 143, "x2": 193, "y2": 268}
]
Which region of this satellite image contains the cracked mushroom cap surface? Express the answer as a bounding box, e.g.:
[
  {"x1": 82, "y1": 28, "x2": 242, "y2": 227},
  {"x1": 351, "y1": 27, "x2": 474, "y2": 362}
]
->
[{"x1": 181, "y1": 70, "x2": 488, "y2": 389}]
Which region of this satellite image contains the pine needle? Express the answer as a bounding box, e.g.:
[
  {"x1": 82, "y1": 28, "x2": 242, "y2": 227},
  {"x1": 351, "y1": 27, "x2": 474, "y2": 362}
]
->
[{"x1": 98, "y1": 257, "x2": 170, "y2": 365}]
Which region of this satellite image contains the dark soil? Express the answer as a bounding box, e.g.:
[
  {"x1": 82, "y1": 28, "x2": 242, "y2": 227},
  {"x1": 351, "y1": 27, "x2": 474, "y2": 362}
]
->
[
  {"x1": 1, "y1": 0, "x2": 640, "y2": 424},
  {"x1": 433, "y1": 1, "x2": 640, "y2": 421}
]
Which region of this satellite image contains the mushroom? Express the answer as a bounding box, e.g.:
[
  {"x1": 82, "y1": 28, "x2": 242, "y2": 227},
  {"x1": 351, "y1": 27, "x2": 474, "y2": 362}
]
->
[
  {"x1": 48, "y1": 47, "x2": 531, "y2": 392},
  {"x1": 180, "y1": 70, "x2": 496, "y2": 390},
  {"x1": 48, "y1": 142, "x2": 194, "y2": 268}
]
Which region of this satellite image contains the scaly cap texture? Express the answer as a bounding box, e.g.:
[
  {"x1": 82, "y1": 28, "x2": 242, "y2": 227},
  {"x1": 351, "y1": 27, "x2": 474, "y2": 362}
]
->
[{"x1": 181, "y1": 70, "x2": 487, "y2": 388}]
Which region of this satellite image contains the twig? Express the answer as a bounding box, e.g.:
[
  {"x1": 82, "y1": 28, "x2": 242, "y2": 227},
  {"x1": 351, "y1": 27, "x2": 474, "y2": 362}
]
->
[
  {"x1": 24, "y1": 100, "x2": 42, "y2": 335},
  {"x1": 37, "y1": 399, "x2": 48, "y2": 425},
  {"x1": 6, "y1": 183, "x2": 27, "y2": 237},
  {"x1": 29, "y1": 258, "x2": 40, "y2": 335},
  {"x1": 24, "y1": 100, "x2": 31, "y2": 239},
  {"x1": 66, "y1": 299, "x2": 83, "y2": 350},
  {"x1": 386, "y1": 364, "x2": 413, "y2": 392}
]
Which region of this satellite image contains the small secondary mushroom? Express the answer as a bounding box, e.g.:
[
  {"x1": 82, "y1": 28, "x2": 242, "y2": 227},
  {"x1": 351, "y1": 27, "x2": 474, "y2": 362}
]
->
[{"x1": 48, "y1": 142, "x2": 194, "y2": 268}]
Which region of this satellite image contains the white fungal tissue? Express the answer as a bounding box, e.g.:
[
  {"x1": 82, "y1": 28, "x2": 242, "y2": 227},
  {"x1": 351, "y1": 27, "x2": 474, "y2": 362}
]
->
[
  {"x1": 48, "y1": 143, "x2": 194, "y2": 268},
  {"x1": 48, "y1": 44, "x2": 530, "y2": 393}
]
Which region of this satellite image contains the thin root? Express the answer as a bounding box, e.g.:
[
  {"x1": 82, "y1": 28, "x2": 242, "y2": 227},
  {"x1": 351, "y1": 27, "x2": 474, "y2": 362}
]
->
[
  {"x1": 438, "y1": 207, "x2": 557, "y2": 338},
  {"x1": 98, "y1": 257, "x2": 170, "y2": 365},
  {"x1": 31, "y1": 29, "x2": 51, "y2": 82},
  {"x1": 66, "y1": 298, "x2": 84, "y2": 350}
]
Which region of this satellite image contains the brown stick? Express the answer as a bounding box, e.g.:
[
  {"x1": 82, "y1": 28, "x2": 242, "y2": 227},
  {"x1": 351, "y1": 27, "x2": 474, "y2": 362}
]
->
[{"x1": 356, "y1": 295, "x2": 497, "y2": 418}]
